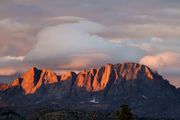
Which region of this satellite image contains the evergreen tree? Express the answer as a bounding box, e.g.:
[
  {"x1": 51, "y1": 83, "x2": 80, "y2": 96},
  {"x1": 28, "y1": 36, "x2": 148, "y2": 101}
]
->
[{"x1": 116, "y1": 104, "x2": 134, "y2": 120}]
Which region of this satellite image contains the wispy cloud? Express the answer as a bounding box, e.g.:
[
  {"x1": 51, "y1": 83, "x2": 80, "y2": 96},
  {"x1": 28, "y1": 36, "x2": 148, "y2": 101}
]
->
[
  {"x1": 0, "y1": 19, "x2": 29, "y2": 31},
  {"x1": 46, "y1": 16, "x2": 87, "y2": 21},
  {"x1": 60, "y1": 53, "x2": 110, "y2": 70},
  {"x1": 0, "y1": 68, "x2": 16, "y2": 76},
  {"x1": 0, "y1": 56, "x2": 24, "y2": 62},
  {"x1": 140, "y1": 52, "x2": 180, "y2": 70}
]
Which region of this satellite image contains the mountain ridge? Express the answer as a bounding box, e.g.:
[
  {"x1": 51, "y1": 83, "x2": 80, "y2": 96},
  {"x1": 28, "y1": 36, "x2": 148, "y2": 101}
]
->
[
  {"x1": 0, "y1": 62, "x2": 161, "y2": 94},
  {"x1": 0, "y1": 62, "x2": 179, "y2": 118}
]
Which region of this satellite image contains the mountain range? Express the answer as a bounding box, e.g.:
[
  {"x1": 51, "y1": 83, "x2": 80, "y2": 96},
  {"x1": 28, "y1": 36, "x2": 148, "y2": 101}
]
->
[{"x1": 0, "y1": 62, "x2": 180, "y2": 119}]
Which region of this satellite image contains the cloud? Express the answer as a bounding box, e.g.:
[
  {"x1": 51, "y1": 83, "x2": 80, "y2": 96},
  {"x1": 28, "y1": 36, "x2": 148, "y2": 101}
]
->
[
  {"x1": 46, "y1": 16, "x2": 87, "y2": 22},
  {"x1": 129, "y1": 42, "x2": 153, "y2": 52},
  {"x1": 0, "y1": 56, "x2": 25, "y2": 74},
  {"x1": 140, "y1": 52, "x2": 180, "y2": 87},
  {"x1": 109, "y1": 23, "x2": 180, "y2": 40},
  {"x1": 130, "y1": 37, "x2": 163, "y2": 52},
  {"x1": 11, "y1": 0, "x2": 38, "y2": 5},
  {"x1": 25, "y1": 17, "x2": 144, "y2": 70},
  {"x1": 0, "y1": 18, "x2": 37, "y2": 57},
  {"x1": 140, "y1": 52, "x2": 180, "y2": 69},
  {"x1": 151, "y1": 37, "x2": 163, "y2": 42},
  {"x1": 25, "y1": 19, "x2": 106, "y2": 61},
  {"x1": 60, "y1": 53, "x2": 110, "y2": 70},
  {"x1": 0, "y1": 68, "x2": 16, "y2": 76},
  {"x1": 109, "y1": 37, "x2": 165, "y2": 53},
  {"x1": 0, "y1": 19, "x2": 29, "y2": 31},
  {"x1": 161, "y1": 8, "x2": 180, "y2": 16},
  {"x1": 109, "y1": 37, "x2": 180, "y2": 61},
  {"x1": 0, "y1": 56, "x2": 24, "y2": 63}
]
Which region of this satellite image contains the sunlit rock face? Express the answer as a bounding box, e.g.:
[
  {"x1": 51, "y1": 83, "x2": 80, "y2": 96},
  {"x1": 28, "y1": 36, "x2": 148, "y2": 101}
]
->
[
  {"x1": 75, "y1": 63, "x2": 155, "y2": 92},
  {"x1": 9, "y1": 67, "x2": 59, "y2": 94},
  {"x1": 73, "y1": 63, "x2": 170, "y2": 103}
]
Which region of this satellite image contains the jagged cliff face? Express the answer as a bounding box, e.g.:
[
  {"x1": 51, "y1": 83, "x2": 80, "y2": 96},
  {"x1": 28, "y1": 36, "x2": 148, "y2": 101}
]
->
[
  {"x1": 0, "y1": 63, "x2": 179, "y2": 118},
  {"x1": 0, "y1": 63, "x2": 157, "y2": 95},
  {"x1": 9, "y1": 67, "x2": 59, "y2": 94},
  {"x1": 75, "y1": 63, "x2": 155, "y2": 92}
]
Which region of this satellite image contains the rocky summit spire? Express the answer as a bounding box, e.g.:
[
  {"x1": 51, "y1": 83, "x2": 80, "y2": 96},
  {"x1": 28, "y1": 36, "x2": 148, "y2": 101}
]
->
[{"x1": 9, "y1": 67, "x2": 59, "y2": 94}]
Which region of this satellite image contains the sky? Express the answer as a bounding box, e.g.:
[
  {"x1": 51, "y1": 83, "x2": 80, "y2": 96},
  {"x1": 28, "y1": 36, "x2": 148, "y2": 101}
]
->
[{"x1": 0, "y1": 0, "x2": 180, "y2": 87}]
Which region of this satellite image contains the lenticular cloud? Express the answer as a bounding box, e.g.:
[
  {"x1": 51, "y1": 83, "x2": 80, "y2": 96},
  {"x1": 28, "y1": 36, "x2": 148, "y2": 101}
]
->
[
  {"x1": 24, "y1": 17, "x2": 143, "y2": 69},
  {"x1": 25, "y1": 20, "x2": 106, "y2": 61}
]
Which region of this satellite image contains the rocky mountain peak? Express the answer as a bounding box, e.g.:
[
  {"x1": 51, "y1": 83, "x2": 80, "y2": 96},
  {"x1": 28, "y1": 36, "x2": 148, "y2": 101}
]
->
[
  {"x1": 75, "y1": 62, "x2": 157, "y2": 92},
  {"x1": 10, "y1": 67, "x2": 58, "y2": 94}
]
